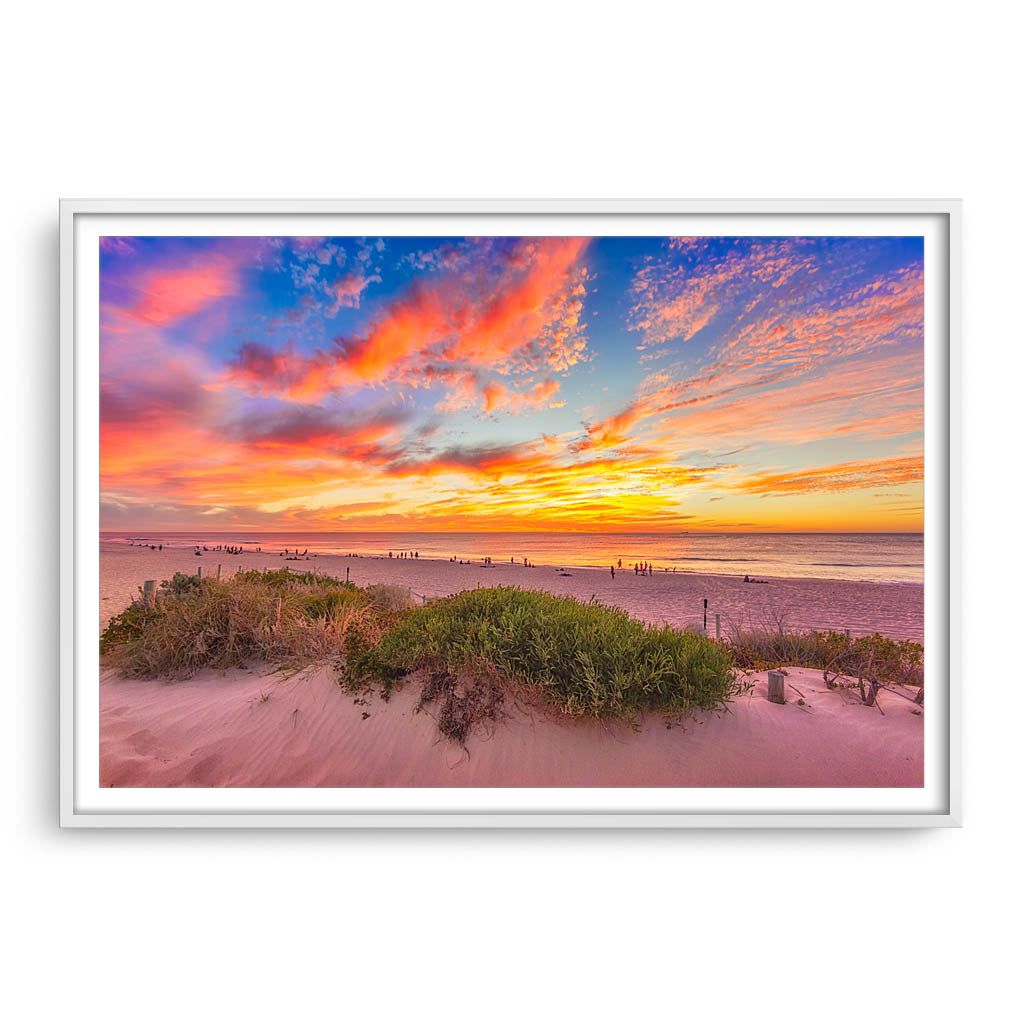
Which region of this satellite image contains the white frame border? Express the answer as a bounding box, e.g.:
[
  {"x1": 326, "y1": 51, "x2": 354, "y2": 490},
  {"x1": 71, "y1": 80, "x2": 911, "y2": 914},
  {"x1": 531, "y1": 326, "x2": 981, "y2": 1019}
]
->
[{"x1": 59, "y1": 198, "x2": 961, "y2": 828}]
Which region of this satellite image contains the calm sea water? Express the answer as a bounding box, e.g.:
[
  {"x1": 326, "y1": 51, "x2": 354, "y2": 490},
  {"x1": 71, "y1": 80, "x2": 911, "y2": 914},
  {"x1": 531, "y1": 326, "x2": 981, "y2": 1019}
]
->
[{"x1": 102, "y1": 531, "x2": 924, "y2": 585}]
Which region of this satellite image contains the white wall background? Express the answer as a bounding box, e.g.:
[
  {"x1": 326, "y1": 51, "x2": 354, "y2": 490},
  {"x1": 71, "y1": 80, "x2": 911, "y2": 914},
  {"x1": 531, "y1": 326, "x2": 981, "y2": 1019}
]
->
[{"x1": 3, "y1": 2, "x2": 1019, "y2": 1021}]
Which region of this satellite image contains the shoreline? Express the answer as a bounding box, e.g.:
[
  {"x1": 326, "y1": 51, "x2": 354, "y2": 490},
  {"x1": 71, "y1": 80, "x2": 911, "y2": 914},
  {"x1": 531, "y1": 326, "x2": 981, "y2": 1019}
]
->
[
  {"x1": 103, "y1": 532, "x2": 923, "y2": 587},
  {"x1": 100, "y1": 540, "x2": 924, "y2": 641},
  {"x1": 108, "y1": 540, "x2": 923, "y2": 587}
]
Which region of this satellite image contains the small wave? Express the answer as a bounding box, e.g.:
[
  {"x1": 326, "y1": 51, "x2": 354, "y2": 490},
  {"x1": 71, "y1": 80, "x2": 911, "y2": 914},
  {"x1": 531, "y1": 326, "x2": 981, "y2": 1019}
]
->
[
  {"x1": 810, "y1": 562, "x2": 922, "y2": 568},
  {"x1": 671, "y1": 556, "x2": 760, "y2": 563}
]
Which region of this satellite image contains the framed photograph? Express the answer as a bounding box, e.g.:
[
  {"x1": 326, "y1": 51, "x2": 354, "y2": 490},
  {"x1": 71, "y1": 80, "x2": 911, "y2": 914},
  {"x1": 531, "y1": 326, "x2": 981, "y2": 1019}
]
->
[{"x1": 60, "y1": 199, "x2": 959, "y2": 827}]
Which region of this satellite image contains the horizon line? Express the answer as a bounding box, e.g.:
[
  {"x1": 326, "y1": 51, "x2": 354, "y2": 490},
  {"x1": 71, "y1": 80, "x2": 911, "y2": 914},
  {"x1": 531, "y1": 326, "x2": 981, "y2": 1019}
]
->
[{"x1": 100, "y1": 528, "x2": 925, "y2": 536}]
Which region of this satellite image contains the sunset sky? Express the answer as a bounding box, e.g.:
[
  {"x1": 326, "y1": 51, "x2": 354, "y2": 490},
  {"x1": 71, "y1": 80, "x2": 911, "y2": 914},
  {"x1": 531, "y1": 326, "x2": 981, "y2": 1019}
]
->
[{"x1": 99, "y1": 234, "x2": 924, "y2": 533}]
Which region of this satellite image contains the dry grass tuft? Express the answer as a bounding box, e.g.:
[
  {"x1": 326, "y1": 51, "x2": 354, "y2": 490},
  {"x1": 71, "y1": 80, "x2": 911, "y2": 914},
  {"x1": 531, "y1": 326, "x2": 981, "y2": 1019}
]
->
[{"x1": 100, "y1": 569, "x2": 394, "y2": 679}]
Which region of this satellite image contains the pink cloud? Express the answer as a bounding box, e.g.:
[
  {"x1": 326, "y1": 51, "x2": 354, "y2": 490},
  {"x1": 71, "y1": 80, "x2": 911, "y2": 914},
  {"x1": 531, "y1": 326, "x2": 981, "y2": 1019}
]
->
[
  {"x1": 127, "y1": 261, "x2": 240, "y2": 326},
  {"x1": 327, "y1": 271, "x2": 379, "y2": 315}
]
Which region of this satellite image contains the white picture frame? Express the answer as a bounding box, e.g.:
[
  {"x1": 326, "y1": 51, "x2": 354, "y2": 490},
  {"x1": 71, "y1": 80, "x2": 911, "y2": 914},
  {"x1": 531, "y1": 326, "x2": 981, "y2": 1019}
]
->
[{"x1": 60, "y1": 198, "x2": 960, "y2": 828}]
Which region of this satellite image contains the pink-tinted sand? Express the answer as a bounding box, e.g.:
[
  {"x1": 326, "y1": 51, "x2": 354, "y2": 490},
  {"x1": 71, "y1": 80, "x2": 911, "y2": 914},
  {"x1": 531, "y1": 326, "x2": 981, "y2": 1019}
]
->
[{"x1": 100, "y1": 665, "x2": 923, "y2": 788}]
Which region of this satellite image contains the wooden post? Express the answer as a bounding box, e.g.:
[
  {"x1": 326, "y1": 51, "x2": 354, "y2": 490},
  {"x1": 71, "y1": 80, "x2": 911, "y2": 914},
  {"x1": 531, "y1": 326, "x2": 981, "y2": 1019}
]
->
[
  {"x1": 197, "y1": 565, "x2": 202, "y2": 578},
  {"x1": 346, "y1": 567, "x2": 350, "y2": 584},
  {"x1": 715, "y1": 613, "x2": 721, "y2": 639},
  {"x1": 845, "y1": 628, "x2": 851, "y2": 640},
  {"x1": 273, "y1": 596, "x2": 282, "y2": 631},
  {"x1": 703, "y1": 598, "x2": 708, "y2": 633},
  {"x1": 217, "y1": 563, "x2": 222, "y2": 580},
  {"x1": 143, "y1": 580, "x2": 155, "y2": 607},
  {"x1": 767, "y1": 670, "x2": 786, "y2": 704}
]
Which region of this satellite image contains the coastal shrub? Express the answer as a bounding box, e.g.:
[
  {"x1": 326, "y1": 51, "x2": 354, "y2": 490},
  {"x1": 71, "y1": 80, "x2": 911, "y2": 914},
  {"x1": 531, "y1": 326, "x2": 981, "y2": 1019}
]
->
[
  {"x1": 726, "y1": 627, "x2": 923, "y2": 688},
  {"x1": 343, "y1": 585, "x2": 738, "y2": 721},
  {"x1": 100, "y1": 569, "x2": 381, "y2": 678}
]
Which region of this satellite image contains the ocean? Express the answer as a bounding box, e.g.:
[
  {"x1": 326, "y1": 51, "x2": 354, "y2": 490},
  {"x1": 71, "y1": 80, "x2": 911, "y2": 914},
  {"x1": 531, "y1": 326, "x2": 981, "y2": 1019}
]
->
[{"x1": 102, "y1": 531, "x2": 924, "y2": 585}]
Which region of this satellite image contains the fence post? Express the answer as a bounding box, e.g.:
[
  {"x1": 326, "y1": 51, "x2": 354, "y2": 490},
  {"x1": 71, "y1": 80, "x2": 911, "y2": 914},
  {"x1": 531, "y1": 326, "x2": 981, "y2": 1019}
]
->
[
  {"x1": 197, "y1": 565, "x2": 202, "y2": 578},
  {"x1": 767, "y1": 670, "x2": 786, "y2": 704},
  {"x1": 346, "y1": 567, "x2": 350, "y2": 584},
  {"x1": 217, "y1": 563, "x2": 222, "y2": 580},
  {"x1": 715, "y1": 613, "x2": 721, "y2": 639},
  {"x1": 143, "y1": 580, "x2": 155, "y2": 607}
]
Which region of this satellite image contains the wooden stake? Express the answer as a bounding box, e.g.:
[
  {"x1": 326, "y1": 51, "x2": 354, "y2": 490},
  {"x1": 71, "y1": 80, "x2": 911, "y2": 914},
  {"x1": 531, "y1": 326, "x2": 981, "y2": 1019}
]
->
[
  {"x1": 217, "y1": 563, "x2": 222, "y2": 580},
  {"x1": 274, "y1": 596, "x2": 282, "y2": 630},
  {"x1": 143, "y1": 580, "x2": 155, "y2": 607},
  {"x1": 197, "y1": 566, "x2": 202, "y2": 578},
  {"x1": 767, "y1": 670, "x2": 786, "y2": 704},
  {"x1": 715, "y1": 613, "x2": 721, "y2": 639}
]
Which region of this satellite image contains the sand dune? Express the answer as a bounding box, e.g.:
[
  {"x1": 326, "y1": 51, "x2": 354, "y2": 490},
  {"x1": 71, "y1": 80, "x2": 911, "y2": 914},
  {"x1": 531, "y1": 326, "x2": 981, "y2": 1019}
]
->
[
  {"x1": 100, "y1": 541, "x2": 923, "y2": 641},
  {"x1": 100, "y1": 664, "x2": 923, "y2": 789},
  {"x1": 99, "y1": 541, "x2": 923, "y2": 789}
]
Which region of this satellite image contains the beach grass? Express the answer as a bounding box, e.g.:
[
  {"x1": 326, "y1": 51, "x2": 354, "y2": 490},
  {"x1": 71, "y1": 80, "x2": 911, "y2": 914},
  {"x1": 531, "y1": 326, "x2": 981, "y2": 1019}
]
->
[
  {"x1": 100, "y1": 569, "x2": 411, "y2": 678},
  {"x1": 102, "y1": 571, "x2": 737, "y2": 725},
  {"x1": 342, "y1": 585, "x2": 738, "y2": 722},
  {"x1": 725, "y1": 626, "x2": 923, "y2": 688}
]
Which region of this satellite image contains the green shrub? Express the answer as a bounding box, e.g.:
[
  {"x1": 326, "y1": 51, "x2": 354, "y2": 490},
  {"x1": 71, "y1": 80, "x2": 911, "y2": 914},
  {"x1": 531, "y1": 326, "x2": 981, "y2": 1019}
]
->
[{"x1": 343, "y1": 586, "x2": 737, "y2": 721}]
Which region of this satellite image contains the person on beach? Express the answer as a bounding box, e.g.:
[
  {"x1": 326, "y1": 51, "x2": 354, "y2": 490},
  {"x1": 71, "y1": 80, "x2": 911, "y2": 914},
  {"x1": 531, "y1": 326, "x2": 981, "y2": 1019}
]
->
[
  {"x1": 617, "y1": 558, "x2": 622, "y2": 568},
  {"x1": 610, "y1": 565, "x2": 615, "y2": 578},
  {"x1": 634, "y1": 563, "x2": 638, "y2": 574}
]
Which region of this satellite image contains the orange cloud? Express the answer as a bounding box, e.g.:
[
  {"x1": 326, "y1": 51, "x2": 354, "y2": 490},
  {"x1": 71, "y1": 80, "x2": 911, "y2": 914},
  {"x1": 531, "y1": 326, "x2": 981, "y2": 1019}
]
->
[
  {"x1": 223, "y1": 238, "x2": 591, "y2": 404},
  {"x1": 728, "y1": 456, "x2": 923, "y2": 495}
]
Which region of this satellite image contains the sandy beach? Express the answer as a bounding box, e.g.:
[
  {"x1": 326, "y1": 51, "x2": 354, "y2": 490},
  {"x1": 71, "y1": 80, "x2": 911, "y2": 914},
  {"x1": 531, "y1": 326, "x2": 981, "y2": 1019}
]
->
[
  {"x1": 100, "y1": 663, "x2": 923, "y2": 788},
  {"x1": 98, "y1": 540, "x2": 924, "y2": 789},
  {"x1": 100, "y1": 541, "x2": 924, "y2": 641}
]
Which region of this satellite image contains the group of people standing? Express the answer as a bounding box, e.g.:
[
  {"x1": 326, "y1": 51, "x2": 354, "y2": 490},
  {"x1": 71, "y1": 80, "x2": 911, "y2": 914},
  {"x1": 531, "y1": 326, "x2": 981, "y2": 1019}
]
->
[
  {"x1": 389, "y1": 550, "x2": 419, "y2": 559},
  {"x1": 193, "y1": 544, "x2": 261, "y2": 556}
]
